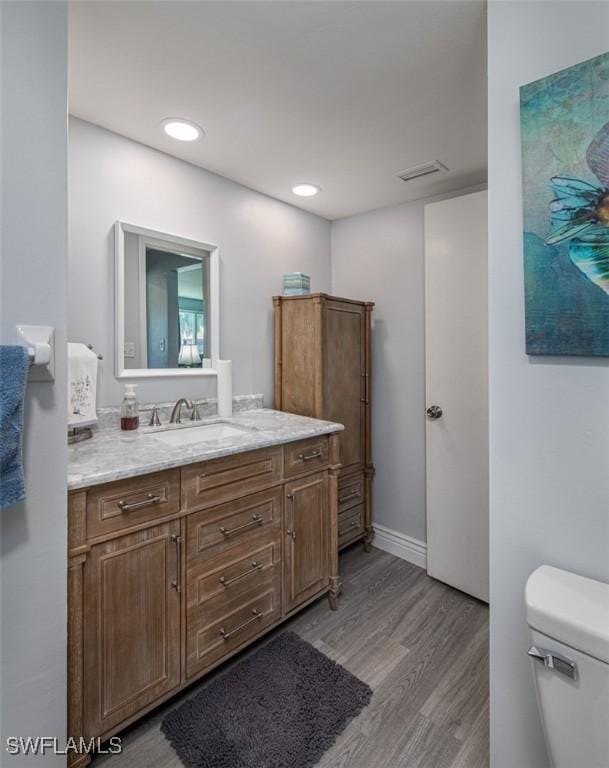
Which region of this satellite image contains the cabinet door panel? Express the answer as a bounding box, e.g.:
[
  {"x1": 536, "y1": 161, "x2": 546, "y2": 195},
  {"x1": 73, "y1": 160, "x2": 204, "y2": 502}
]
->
[
  {"x1": 324, "y1": 301, "x2": 365, "y2": 473},
  {"x1": 84, "y1": 521, "x2": 181, "y2": 737},
  {"x1": 284, "y1": 472, "x2": 329, "y2": 613}
]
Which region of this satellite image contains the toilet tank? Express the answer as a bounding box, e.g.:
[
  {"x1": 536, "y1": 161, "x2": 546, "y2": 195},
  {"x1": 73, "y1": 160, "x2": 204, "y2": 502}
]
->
[{"x1": 525, "y1": 566, "x2": 609, "y2": 768}]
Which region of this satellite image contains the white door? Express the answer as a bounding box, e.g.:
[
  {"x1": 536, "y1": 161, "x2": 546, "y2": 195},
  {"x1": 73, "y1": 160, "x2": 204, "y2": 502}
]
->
[{"x1": 424, "y1": 190, "x2": 488, "y2": 602}]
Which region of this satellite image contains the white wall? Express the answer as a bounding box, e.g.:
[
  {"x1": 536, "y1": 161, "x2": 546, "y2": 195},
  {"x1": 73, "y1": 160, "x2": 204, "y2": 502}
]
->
[
  {"x1": 488, "y1": 3, "x2": 609, "y2": 768},
  {"x1": 0, "y1": 2, "x2": 68, "y2": 764},
  {"x1": 331, "y1": 185, "x2": 484, "y2": 544},
  {"x1": 68, "y1": 118, "x2": 332, "y2": 408}
]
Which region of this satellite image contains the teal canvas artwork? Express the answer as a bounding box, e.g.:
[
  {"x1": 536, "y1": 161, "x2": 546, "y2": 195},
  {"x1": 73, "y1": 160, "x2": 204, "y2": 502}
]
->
[{"x1": 520, "y1": 51, "x2": 609, "y2": 356}]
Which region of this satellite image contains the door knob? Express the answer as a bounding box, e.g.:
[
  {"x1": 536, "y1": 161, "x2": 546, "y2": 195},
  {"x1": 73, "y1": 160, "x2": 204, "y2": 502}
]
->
[{"x1": 426, "y1": 405, "x2": 443, "y2": 420}]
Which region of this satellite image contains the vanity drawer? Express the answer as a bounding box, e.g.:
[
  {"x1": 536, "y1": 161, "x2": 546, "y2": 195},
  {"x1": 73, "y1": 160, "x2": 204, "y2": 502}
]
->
[
  {"x1": 338, "y1": 504, "x2": 364, "y2": 547},
  {"x1": 283, "y1": 436, "x2": 329, "y2": 478},
  {"x1": 186, "y1": 486, "x2": 282, "y2": 562},
  {"x1": 338, "y1": 472, "x2": 364, "y2": 514},
  {"x1": 85, "y1": 469, "x2": 180, "y2": 540},
  {"x1": 182, "y1": 447, "x2": 282, "y2": 511},
  {"x1": 186, "y1": 587, "x2": 281, "y2": 679},
  {"x1": 187, "y1": 532, "x2": 282, "y2": 611}
]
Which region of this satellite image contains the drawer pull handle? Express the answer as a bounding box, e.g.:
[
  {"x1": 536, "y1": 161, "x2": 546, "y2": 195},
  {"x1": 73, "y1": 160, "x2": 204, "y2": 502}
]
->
[
  {"x1": 361, "y1": 371, "x2": 370, "y2": 405},
  {"x1": 220, "y1": 609, "x2": 263, "y2": 641},
  {"x1": 220, "y1": 561, "x2": 262, "y2": 587},
  {"x1": 117, "y1": 493, "x2": 162, "y2": 513},
  {"x1": 219, "y1": 514, "x2": 263, "y2": 538},
  {"x1": 171, "y1": 534, "x2": 182, "y2": 593},
  {"x1": 286, "y1": 493, "x2": 296, "y2": 539},
  {"x1": 298, "y1": 449, "x2": 322, "y2": 462},
  {"x1": 339, "y1": 488, "x2": 361, "y2": 503}
]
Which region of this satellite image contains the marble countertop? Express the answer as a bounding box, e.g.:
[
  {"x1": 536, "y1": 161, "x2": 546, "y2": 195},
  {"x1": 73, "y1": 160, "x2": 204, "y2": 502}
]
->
[{"x1": 68, "y1": 408, "x2": 344, "y2": 490}]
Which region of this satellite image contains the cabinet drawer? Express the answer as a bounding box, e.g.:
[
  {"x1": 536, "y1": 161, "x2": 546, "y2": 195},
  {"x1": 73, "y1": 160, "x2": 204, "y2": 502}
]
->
[
  {"x1": 182, "y1": 447, "x2": 282, "y2": 511},
  {"x1": 283, "y1": 436, "x2": 329, "y2": 478},
  {"x1": 85, "y1": 470, "x2": 180, "y2": 540},
  {"x1": 186, "y1": 486, "x2": 282, "y2": 562},
  {"x1": 187, "y1": 533, "x2": 281, "y2": 612},
  {"x1": 338, "y1": 504, "x2": 364, "y2": 547},
  {"x1": 186, "y1": 587, "x2": 281, "y2": 679},
  {"x1": 338, "y1": 472, "x2": 364, "y2": 514}
]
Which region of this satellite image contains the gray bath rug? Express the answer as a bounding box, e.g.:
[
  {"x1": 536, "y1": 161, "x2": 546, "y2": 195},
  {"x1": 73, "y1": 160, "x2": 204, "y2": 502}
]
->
[{"x1": 161, "y1": 631, "x2": 372, "y2": 768}]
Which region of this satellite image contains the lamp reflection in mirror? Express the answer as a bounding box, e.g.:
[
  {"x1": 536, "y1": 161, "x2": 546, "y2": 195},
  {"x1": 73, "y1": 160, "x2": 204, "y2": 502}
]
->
[{"x1": 178, "y1": 343, "x2": 201, "y2": 368}]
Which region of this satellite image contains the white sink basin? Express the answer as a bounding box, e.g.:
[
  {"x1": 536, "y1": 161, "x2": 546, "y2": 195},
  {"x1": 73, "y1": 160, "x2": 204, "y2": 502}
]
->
[{"x1": 150, "y1": 422, "x2": 255, "y2": 447}]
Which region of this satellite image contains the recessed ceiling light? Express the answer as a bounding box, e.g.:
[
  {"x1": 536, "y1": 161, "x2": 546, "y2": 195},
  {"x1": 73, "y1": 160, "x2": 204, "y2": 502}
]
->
[
  {"x1": 161, "y1": 118, "x2": 203, "y2": 142},
  {"x1": 292, "y1": 183, "x2": 321, "y2": 197}
]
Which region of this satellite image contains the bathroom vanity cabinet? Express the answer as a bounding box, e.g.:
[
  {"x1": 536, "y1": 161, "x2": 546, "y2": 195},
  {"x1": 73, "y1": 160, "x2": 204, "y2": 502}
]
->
[
  {"x1": 273, "y1": 294, "x2": 374, "y2": 551},
  {"x1": 67, "y1": 434, "x2": 340, "y2": 767}
]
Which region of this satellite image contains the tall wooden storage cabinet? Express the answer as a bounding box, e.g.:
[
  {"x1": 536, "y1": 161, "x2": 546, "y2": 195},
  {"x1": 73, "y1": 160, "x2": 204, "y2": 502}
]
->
[{"x1": 273, "y1": 294, "x2": 374, "y2": 551}]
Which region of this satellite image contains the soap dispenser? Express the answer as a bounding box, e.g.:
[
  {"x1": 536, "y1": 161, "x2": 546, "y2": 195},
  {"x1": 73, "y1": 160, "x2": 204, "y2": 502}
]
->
[{"x1": 120, "y1": 383, "x2": 139, "y2": 431}]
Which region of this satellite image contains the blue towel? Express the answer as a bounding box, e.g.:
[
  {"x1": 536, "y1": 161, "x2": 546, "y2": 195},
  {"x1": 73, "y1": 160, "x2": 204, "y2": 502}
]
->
[{"x1": 0, "y1": 345, "x2": 29, "y2": 510}]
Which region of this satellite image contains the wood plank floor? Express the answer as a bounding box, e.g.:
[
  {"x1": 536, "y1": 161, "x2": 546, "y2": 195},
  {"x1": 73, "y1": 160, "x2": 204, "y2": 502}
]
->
[{"x1": 94, "y1": 547, "x2": 489, "y2": 768}]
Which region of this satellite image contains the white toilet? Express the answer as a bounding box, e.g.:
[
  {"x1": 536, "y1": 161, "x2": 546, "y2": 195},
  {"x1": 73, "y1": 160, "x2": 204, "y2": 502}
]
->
[{"x1": 525, "y1": 565, "x2": 609, "y2": 768}]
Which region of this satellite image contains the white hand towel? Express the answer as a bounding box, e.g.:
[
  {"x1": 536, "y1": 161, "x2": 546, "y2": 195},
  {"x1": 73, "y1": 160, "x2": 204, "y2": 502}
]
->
[{"x1": 68, "y1": 343, "x2": 98, "y2": 428}]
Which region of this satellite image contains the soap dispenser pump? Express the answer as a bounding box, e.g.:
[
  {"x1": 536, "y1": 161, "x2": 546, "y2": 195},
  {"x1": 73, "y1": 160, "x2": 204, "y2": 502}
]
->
[{"x1": 120, "y1": 383, "x2": 139, "y2": 431}]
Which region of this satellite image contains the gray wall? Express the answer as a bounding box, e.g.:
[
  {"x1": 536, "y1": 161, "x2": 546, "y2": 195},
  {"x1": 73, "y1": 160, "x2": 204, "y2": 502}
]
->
[
  {"x1": 488, "y1": 3, "x2": 609, "y2": 767},
  {"x1": 68, "y1": 118, "x2": 332, "y2": 407},
  {"x1": 0, "y1": 2, "x2": 68, "y2": 764},
  {"x1": 331, "y1": 185, "x2": 484, "y2": 543}
]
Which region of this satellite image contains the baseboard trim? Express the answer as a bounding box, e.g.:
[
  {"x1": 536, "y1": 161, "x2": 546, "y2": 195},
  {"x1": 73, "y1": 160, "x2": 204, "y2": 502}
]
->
[{"x1": 372, "y1": 524, "x2": 427, "y2": 569}]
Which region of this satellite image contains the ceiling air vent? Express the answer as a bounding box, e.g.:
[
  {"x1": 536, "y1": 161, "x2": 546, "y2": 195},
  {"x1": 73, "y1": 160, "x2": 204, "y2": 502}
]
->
[{"x1": 397, "y1": 160, "x2": 449, "y2": 183}]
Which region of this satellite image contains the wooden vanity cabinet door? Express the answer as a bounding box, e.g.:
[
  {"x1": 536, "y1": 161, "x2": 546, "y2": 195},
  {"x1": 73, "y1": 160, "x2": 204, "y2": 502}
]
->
[
  {"x1": 284, "y1": 472, "x2": 329, "y2": 613},
  {"x1": 83, "y1": 521, "x2": 181, "y2": 738},
  {"x1": 323, "y1": 299, "x2": 366, "y2": 476}
]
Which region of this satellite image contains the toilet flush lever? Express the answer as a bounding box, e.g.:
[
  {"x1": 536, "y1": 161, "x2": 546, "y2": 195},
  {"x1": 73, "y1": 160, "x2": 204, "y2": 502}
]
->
[{"x1": 528, "y1": 645, "x2": 578, "y2": 681}]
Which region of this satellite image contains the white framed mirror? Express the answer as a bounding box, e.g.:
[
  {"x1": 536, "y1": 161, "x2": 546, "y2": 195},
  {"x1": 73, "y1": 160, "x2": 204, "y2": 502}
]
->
[{"x1": 115, "y1": 222, "x2": 219, "y2": 378}]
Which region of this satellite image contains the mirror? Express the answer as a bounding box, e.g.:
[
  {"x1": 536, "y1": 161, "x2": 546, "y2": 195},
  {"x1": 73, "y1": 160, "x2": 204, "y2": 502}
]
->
[{"x1": 115, "y1": 222, "x2": 219, "y2": 378}]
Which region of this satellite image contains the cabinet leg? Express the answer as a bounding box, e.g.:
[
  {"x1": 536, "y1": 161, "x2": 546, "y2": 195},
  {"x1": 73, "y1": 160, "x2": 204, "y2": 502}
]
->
[
  {"x1": 363, "y1": 527, "x2": 375, "y2": 552},
  {"x1": 328, "y1": 575, "x2": 342, "y2": 610}
]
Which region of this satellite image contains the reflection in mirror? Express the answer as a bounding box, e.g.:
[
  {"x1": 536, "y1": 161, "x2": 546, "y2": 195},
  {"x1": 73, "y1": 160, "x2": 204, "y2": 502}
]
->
[{"x1": 122, "y1": 232, "x2": 212, "y2": 372}]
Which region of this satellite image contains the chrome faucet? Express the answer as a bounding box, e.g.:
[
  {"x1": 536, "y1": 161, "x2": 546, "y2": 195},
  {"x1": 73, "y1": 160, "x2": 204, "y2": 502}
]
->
[{"x1": 169, "y1": 398, "x2": 194, "y2": 424}]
